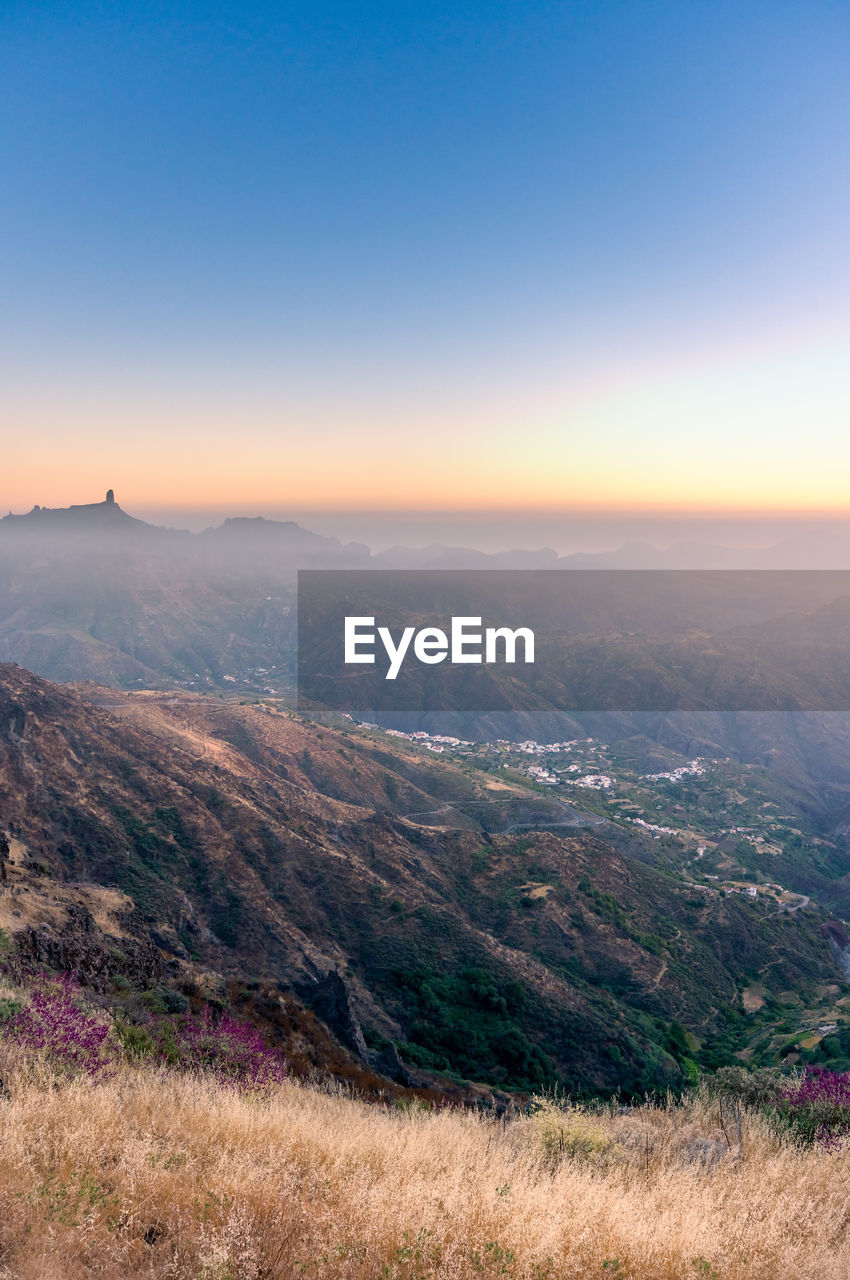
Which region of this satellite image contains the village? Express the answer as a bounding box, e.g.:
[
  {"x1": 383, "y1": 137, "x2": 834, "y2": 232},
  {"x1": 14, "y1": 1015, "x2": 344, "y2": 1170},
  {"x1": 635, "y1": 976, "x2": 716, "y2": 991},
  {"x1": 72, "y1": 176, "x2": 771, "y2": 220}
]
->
[{"x1": 351, "y1": 720, "x2": 820, "y2": 916}]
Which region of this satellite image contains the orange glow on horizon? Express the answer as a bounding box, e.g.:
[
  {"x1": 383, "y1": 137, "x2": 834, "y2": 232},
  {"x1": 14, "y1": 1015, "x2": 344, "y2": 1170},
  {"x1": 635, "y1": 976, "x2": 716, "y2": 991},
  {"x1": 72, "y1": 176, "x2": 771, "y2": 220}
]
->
[
  {"x1": 3, "y1": 314, "x2": 848, "y2": 519},
  {"x1": 4, "y1": 475, "x2": 850, "y2": 522}
]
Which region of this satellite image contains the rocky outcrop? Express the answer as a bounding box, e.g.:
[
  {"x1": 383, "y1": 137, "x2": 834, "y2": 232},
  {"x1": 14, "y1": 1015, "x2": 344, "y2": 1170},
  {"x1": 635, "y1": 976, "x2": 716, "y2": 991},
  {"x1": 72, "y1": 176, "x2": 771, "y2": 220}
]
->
[
  {"x1": 0, "y1": 694, "x2": 26, "y2": 741},
  {"x1": 821, "y1": 922, "x2": 850, "y2": 982},
  {"x1": 301, "y1": 969, "x2": 369, "y2": 1062},
  {"x1": 372, "y1": 1039, "x2": 414, "y2": 1087},
  {"x1": 9, "y1": 904, "x2": 159, "y2": 991}
]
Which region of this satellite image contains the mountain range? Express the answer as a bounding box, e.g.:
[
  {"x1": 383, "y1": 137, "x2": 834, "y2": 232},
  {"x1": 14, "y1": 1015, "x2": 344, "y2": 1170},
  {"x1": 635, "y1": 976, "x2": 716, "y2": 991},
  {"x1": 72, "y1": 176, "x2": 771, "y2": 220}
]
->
[
  {"x1": 4, "y1": 492, "x2": 850, "y2": 697},
  {"x1": 7, "y1": 491, "x2": 850, "y2": 569}
]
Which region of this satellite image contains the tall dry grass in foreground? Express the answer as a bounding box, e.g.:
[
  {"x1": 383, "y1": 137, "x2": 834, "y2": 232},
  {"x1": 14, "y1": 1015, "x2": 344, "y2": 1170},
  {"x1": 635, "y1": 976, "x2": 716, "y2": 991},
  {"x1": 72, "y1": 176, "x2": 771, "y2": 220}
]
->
[{"x1": 0, "y1": 1060, "x2": 848, "y2": 1279}]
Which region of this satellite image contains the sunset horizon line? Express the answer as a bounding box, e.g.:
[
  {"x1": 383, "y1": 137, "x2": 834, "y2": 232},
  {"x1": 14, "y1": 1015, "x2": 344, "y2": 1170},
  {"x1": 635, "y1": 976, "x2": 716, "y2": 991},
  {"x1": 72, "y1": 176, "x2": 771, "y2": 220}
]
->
[{"x1": 5, "y1": 490, "x2": 850, "y2": 524}]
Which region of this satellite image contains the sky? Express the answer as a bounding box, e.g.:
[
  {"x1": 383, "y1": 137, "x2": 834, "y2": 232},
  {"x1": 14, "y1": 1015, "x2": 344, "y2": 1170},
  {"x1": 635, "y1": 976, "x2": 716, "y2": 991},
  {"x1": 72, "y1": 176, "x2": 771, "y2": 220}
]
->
[{"x1": 2, "y1": 0, "x2": 849, "y2": 520}]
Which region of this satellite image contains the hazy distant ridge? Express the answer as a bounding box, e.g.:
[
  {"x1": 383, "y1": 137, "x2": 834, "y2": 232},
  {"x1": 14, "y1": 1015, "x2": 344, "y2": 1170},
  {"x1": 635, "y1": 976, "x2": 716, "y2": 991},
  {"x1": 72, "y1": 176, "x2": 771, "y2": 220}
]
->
[{"x1": 6, "y1": 491, "x2": 850, "y2": 569}]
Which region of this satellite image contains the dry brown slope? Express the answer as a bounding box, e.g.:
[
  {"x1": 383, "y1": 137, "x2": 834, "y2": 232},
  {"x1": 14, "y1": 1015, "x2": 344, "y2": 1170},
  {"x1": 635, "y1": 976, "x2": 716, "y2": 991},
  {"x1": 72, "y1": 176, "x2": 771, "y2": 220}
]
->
[{"x1": 0, "y1": 665, "x2": 841, "y2": 1094}]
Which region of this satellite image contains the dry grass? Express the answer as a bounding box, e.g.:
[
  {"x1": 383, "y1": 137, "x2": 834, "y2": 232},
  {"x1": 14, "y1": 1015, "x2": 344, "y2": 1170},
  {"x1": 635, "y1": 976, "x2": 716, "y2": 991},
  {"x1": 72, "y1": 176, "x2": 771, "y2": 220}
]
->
[{"x1": 0, "y1": 1057, "x2": 848, "y2": 1279}]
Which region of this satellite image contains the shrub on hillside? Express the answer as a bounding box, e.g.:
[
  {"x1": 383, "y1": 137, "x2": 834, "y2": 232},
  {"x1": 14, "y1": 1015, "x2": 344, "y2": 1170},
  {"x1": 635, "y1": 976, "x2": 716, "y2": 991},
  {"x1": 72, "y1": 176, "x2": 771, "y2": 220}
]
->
[
  {"x1": 1, "y1": 972, "x2": 287, "y2": 1090},
  {"x1": 1, "y1": 974, "x2": 114, "y2": 1078},
  {"x1": 707, "y1": 1065, "x2": 784, "y2": 1110},
  {"x1": 168, "y1": 1006, "x2": 288, "y2": 1087},
  {"x1": 778, "y1": 1066, "x2": 850, "y2": 1149},
  {"x1": 521, "y1": 1097, "x2": 619, "y2": 1163}
]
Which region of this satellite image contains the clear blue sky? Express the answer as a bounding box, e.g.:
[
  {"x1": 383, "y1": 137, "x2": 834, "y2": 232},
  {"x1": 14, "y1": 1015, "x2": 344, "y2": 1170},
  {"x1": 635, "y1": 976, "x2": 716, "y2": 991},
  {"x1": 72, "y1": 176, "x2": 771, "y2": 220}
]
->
[{"x1": 2, "y1": 1, "x2": 849, "y2": 512}]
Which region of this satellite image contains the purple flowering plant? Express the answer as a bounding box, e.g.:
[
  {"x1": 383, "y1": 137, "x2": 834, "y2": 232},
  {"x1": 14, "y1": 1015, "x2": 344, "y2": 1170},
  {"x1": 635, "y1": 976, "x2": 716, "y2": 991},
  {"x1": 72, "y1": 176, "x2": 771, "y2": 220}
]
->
[
  {"x1": 0, "y1": 971, "x2": 287, "y2": 1090},
  {"x1": 1, "y1": 972, "x2": 114, "y2": 1078},
  {"x1": 779, "y1": 1066, "x2": 850, "y2": 1149},
  {"x1": 167, "y1": 1006, "x2": 288, "y2": 1088}
]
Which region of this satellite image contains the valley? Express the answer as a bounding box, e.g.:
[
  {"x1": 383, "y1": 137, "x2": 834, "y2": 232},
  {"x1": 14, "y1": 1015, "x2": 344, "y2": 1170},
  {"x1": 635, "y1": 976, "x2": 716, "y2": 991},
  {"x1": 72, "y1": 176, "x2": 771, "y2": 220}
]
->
[{"x1": 2, "y1": 662, "x2": 850, "y2": 1101}]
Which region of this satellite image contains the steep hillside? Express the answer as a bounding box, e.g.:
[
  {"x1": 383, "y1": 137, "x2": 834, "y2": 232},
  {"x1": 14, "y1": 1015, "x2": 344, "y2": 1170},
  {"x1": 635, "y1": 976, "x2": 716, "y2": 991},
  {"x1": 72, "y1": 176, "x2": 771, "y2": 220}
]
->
[{"x1": 0, "y1": 664, "x2": 845, "y2": 1095}]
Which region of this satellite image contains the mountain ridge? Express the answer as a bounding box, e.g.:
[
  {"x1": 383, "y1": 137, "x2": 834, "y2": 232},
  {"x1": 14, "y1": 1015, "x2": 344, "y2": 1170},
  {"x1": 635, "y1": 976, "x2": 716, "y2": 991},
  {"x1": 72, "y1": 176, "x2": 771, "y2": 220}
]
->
[{"x1": 8, "y1": 490, "x2": 850, "y2": 569}]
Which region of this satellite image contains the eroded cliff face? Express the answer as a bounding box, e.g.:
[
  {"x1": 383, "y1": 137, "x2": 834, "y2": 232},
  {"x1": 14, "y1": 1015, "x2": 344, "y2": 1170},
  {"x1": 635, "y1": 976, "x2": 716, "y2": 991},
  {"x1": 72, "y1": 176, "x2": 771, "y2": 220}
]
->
[{"x1": 822, "y1": 921, "x2": 850, "y2": 982}]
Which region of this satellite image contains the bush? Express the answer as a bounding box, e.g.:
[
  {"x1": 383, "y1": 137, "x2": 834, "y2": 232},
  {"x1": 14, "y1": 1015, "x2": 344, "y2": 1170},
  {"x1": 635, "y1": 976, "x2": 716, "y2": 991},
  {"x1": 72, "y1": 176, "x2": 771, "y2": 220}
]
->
[
  {"x1": 1, "y1": 975, "x2": 113, "y2": 1078},
  {"x1": 0, "y1": 996, "x2": 23, "y2": 1022},
  {"x1": 525, "y1": 1098, "x2": 619, "y2": 1163},
  {"x1": 160, "y1": 1007, "x2": 288, "y2": 1088},
  {"x1": 115, "y1": 1020, "x2": 157, "y2": 1061},
  {"x1": 1, "y1": 973, "x2": 287, "y2": 1091},
  {"x1": 778, "y1": 1067, "x2": 850, "y2": 1149},
  {"x1": 708, "y1": 1066, "x2": 783, "y2": 1110}
]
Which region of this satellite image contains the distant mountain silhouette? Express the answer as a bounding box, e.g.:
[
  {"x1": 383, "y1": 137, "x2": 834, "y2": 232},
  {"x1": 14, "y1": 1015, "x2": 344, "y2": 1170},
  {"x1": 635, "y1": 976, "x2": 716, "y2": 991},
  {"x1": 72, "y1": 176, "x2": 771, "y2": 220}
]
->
[
  {"x1": 372, "y1": 543, "x2": 561, "y2": 569},
  {"x1": 200, "y1": 516, "x2": 369, "y2": 562},
  {"x1": 558, "y1": 533, "x2": 850, "y2": 570},
  {"x1": 6, "y1": 491, "x2": 850, "y2": 570},
  {"x1": 0, "y1": 495, "x2": 369, "y2": 561},
  {"x1": 378, "y1": 535, "x2": 850, "y2": 571},
  {"x1": 4, "y1": 488, "x2": 850, "y2": 690},
  {"x1": 0, "y1": 489, "x2": 170, "y2": 534},
  {"x1": 0, "y1": 493, "x2": 362, "y2": 686}
]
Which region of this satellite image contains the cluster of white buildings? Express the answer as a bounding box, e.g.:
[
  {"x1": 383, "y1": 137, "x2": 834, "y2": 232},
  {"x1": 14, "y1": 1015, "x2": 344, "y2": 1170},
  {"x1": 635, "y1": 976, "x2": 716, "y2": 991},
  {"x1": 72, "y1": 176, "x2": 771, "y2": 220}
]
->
[
  {"x1": 526, "y1": 764, "x2": 559, "y2": 785},
  {"x1": 381, "y1": 729, "x2": 472, "y2": 750},
  {"x1": 645, "y1": 759, "x2": 706, "y2": 782},
  {"x1": 515, "y1": 739, "x2": 584, "y2": 755},
  {"x1": 630, "y1": 816, "x2": 679, "y2": 837},
  {"x1": 717, "y1": 826, "x2": 767, "y2": 845}
]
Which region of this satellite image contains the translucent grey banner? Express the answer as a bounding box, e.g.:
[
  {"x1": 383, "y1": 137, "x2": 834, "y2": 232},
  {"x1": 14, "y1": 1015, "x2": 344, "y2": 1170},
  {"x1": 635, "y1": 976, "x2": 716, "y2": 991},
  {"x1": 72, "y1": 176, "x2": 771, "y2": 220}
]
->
[{"x1": 297, "y1": 569, "x2": 850, "y2": 712}]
